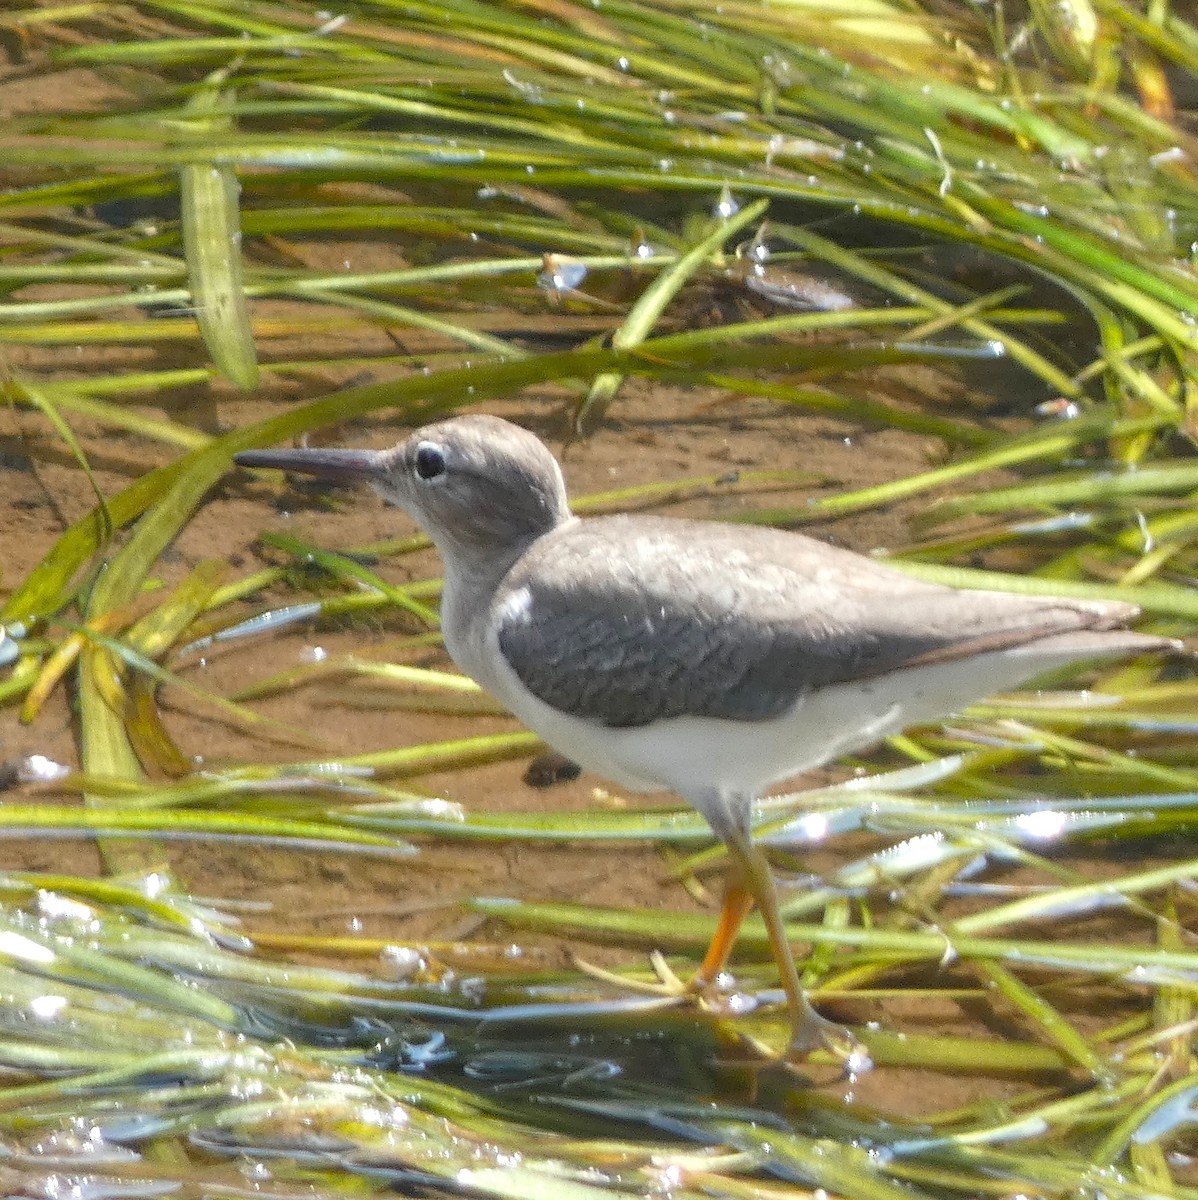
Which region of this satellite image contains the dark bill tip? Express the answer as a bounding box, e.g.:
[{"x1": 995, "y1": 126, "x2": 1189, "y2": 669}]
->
[{"x1": 234, "y1": 446, "x2": 386, "y2": 484}]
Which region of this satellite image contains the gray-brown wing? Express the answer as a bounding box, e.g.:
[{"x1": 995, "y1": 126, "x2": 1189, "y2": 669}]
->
[{"x1": 494, "y1": 515, "x2": 1131, "y2": 728}]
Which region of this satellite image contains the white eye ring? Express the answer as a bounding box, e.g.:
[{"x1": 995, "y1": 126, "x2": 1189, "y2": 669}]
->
[{"x1": 414, "y1": 443, "x2": 446, "y2": 481}]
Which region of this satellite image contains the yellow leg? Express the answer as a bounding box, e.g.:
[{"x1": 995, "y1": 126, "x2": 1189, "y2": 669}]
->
[
  {"x1": 693, "y1": 878, "x2": 755, "y2": 989},
  {"x1": 722, "y1": 834, "x2": 864, "y2": 1064}
]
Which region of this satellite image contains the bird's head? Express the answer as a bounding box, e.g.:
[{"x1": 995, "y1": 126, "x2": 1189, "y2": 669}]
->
[{"x1": 235, "y1": 414, "x2": 572, "y2": 556}]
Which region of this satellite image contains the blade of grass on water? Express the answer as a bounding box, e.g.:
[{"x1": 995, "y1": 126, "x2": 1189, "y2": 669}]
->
[
  {"x1": 178, "y1": 67, "x2": 260, "y2": 390},
  {"x1": 575, "y1": 197, "x2": 768, "y2": 431}
]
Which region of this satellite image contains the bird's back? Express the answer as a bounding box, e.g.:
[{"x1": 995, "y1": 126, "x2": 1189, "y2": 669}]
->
[{"x1": 489, "y1": 514, "x2": 1165, "y2": 731}]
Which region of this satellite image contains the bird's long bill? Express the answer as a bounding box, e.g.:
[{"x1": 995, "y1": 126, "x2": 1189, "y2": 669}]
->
[{"x1": 234, "y1": 446, "x2": 386, "y2": 484}]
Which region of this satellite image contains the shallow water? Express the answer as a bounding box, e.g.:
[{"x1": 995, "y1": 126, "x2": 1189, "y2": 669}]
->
[
  {"x1": 1, "y1": 368, "x2": 1184, "y2": 1126},
  {"x1": 2, "y1": 35, "x2": 1196, "y2": 1198}
]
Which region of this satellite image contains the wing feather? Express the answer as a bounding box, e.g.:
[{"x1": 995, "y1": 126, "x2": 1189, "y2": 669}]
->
[{"x1": 494, "y1": 515, "x2": 1137, "y2": 728}]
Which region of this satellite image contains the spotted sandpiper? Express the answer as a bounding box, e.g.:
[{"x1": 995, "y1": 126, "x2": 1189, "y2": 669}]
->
[{"x1": 235, "y1": 415, "x2": 1175, "y2": 1061}]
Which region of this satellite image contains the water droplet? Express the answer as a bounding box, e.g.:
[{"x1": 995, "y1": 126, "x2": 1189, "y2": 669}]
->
[
  {"x1": 713, "y1": 183, "x2": 739, "y2": 218},
  {"x1": 20, "y1": 755, "x2": 69, "y2": 784},
  {"x1": 1013, "y1": 809, "x2": 1067, "y2": 840},
  {"x1": 382, "y1": 945, "x2": 423, "y2": 977},
  {"x1": 537, "y1": 254, "x2": 588, "y2": 293},
  {"x1": 29, "y1": 993, "x2": 67, "y2": 1020}
]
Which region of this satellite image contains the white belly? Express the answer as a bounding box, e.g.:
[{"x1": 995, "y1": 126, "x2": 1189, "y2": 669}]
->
[
  {"x1": 457, "y1": 616, "x2": 1110, "y2": 804},
  {"x1": 464, "y1": 616, "x2": 910, "y2": 799},
  {"x1": 485, "y1": 679, "x2": 893, "y2": 797}
]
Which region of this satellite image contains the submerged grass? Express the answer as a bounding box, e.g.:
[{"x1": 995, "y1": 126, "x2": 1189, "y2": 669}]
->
[{"x1": 1, "y1": 0, "x2": 1198, "y2": 1196}]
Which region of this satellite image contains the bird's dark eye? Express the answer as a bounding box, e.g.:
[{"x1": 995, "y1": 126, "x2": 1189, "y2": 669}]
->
[{"x1": 414, "y1": 443, "x2": 446, "y2": 480}]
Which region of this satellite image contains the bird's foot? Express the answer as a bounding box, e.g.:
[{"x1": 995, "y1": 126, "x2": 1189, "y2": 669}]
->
[
  {"x1": 784, "y1": 1008, "x2": 872, "y2": 1075},
  {"x1": 718, "y1": 1001, "x2": 871, "y2": 1078},
  {"x1": 574, "y1": 955, "x2": 871, "y2": 1073},
  {"x1": 573, "y1": 953, "x2": 770, "y2": 1021},
  {"x1": 572, "y1": 950, "x2": 692, "y2": 999}
]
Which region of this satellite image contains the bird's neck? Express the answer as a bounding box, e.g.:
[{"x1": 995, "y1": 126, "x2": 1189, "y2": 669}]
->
[{"x1": 433, "y1": 520, "x2": 570, "y2": 675}]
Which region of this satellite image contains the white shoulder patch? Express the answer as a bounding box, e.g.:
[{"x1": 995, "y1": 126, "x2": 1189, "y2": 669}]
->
[{"x1": 497, "y1": 584, "x2": 534, "y2": 626}]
